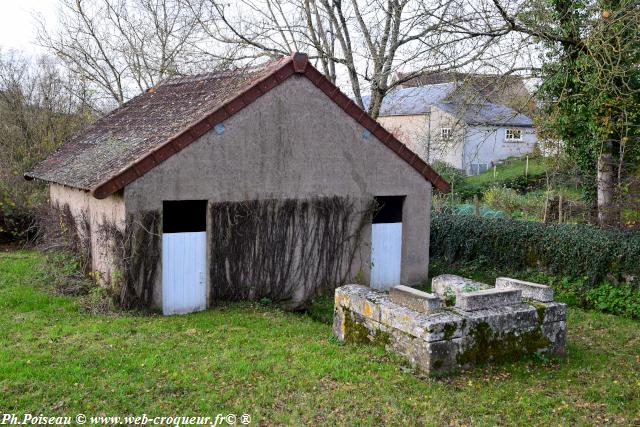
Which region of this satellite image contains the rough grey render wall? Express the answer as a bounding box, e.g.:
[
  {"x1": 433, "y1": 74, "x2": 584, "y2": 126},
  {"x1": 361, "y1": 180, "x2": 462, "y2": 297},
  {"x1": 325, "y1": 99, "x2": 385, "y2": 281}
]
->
[
  {"x1": 49, "y1": 183, "x2": 126, "y2": 285},
  {"x1": 124, "y1": 75, "x2": 432, "y2": 308}
]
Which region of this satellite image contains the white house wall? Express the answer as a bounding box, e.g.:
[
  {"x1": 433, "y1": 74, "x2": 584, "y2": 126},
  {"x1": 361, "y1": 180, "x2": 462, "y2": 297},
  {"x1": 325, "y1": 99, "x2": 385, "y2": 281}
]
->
[
  {"x1": 377, "y1": 106, "x2": 537, "y2": 174},
  {"x1": 377, "y1": 109, "x2": 465, "y2": 169},
  {"x1": 376, "y1": 114, "x2": 429, "y2": 160},
  {"x1": 463, "y1": 126, "x2": 537, "y2": 173},
  {"x1": 427, "y1": 107, "x2": 465, "y2": 169}
]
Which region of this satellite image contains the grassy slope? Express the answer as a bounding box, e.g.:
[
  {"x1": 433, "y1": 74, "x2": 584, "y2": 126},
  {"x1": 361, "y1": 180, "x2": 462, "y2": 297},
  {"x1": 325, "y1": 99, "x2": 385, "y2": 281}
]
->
[
  {"x1": 1, "y1": 251, "x2": 639, "y2": 426},
  {"x1": 466, "y1": 156, "x2": 547, "y2": 187}
]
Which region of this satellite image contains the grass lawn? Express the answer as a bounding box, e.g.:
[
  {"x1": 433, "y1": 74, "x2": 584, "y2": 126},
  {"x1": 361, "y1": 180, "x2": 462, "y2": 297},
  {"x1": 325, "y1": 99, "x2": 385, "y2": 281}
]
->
[{"x1": 1, "y1": 251, "x2": 639, "y2": 425}]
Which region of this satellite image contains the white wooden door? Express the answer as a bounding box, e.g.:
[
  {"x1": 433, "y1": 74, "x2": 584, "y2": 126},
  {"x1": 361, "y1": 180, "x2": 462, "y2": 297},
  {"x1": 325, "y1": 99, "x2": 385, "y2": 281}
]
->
[
  {"x1": 371, "y1": 223, "x2": 402, "y2": 290},
  {"x1": 162, "y1": 231, "x2": 207, "y2": 315}
]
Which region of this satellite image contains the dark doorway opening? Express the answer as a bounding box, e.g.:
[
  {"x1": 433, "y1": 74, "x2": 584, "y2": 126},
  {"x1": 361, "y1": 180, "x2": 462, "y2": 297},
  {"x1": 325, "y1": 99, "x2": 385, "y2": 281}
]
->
[
  {"x1": 163, "y1": 200, "x2": 207, "y2": 233},
  {"x1": 372, "y1": 196, "x2": 404, "y2": 224}
]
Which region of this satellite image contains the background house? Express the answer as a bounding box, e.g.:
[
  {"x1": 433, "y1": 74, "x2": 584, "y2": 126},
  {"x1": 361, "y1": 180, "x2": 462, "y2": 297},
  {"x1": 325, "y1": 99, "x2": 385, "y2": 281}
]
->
[
  {"x1": 394, "y1": 71, "x2": 535, "y2": 115},
  {"x1": 25, "y1": 53, "x2": 448, "y2": 315},
  {"x1": 368, "y1": 77, "x2": 538, "y2": 175}
]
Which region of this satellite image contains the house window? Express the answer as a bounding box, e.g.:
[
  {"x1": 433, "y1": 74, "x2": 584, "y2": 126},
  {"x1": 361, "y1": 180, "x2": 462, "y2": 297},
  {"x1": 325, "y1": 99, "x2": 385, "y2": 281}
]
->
[
  {"x1": 440, "y1": 128, "x2": 453, "y2": 141},
  {"x1": 505, "y1": 129, "x2": 523, "y2": 142},
  {"x1": 470, "y1": 163, "x2": 488, "y2": 176}
]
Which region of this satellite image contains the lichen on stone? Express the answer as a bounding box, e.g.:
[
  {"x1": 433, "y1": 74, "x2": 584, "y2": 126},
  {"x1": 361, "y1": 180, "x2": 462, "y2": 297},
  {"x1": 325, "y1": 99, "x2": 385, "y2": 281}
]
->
[
  {"x1": 342, "y1": 308, "x2": 391, "y2": 347},
  {"x1": 442, "y1": 323, "x2": 457, "y2": 341},
  {"x1": 525, "y1": 299, "x2": 547, "y2": 324},
  {"x1": 456, "y1": 321, "x2": 550, "y2": 366},
  {"x1": 343, "y1": 309, "x2": 371, "y2": 344}
]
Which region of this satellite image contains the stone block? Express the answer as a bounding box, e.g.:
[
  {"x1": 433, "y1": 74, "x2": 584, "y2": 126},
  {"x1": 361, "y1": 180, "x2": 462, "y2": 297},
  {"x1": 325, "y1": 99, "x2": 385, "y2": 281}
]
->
[
  {"x1": 541, "y1": 321, "x2": 567, "y2": 356},
  {"x1": 455, "y1": 288, "x2": 522, "y2": 311},
  {"x1": 495, "y1": 277, "x2": 554, "y2": 302},
  {"x1": 451, "y1": 304, "x2": 539, "y2": 333},
  {"x1": 420, "y1": 311, "x2": 466, "y2": 342},
  {"x1": 377, "y1": 303, "x2": 428, "y2": 337},
  {"x1": 332, "y1": 304, "x2": 346, "y2": 340},
  {"x1": 332, "y1": 284, "x2": 566, "y2": 375},
  {"x1": 537, "y1": 302, "x2": 567, "y2": 323},
  {"x1": 389, "y1": 285, "x2": 442, "y2": 314},
  {"x1": 425, "y1": 338, "x2": 463, "y2": 373},
  {"x1": 431, "y1": 274, "x2": 490, "y2": 302}
]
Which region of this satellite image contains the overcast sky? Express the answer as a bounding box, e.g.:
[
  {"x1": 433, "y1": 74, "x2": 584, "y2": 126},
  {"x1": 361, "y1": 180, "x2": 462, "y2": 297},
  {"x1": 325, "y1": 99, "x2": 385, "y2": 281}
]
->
[{"x1": 0, "y1": 0, "x2": 57, "y2": 54}]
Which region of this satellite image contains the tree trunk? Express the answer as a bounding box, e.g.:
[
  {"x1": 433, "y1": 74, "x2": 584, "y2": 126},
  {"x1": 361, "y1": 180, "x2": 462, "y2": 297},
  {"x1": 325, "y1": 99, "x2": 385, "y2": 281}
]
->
[
  {"x1": 597, "y1": 147, "x2": 616, "y2": 226},
  {"x1": 558, "y1": 194, "x2": 563, "y2": 223}
]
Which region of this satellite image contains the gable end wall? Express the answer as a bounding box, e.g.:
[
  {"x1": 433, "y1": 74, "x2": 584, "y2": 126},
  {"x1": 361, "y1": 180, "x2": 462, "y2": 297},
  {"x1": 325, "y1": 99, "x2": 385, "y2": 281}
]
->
[{"x1": 124, "y1": 75, "x2": 432, "y2": 307}]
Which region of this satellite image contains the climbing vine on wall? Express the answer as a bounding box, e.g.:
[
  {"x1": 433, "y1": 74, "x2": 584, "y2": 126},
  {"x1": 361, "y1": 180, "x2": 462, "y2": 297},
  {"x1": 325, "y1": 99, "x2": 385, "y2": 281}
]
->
[
  {"x1": 103, "y1": 210, "x2": 161, "y2": 309},
  {"x1": 209, "y1": 197, "x2": 375, "y2": 308},
  {"x1": 37, "y1": 203, "x2": 92, "y2": 272},
  {"x1": 38, "y1": 202, "x2": 160, "y2": 309}
]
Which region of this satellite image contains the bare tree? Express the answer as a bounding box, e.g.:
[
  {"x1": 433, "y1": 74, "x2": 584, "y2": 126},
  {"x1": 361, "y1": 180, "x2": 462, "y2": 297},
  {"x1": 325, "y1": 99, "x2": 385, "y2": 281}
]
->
[
  {"x1": 0, "y1": 49, "x2": 95, "y2": 240},
  {"x1": 185, "y1": 0, "x2": 526, "y2": 118},
  {"x1": 37, "y1": 0, "x2": 212, "y2": 107}
]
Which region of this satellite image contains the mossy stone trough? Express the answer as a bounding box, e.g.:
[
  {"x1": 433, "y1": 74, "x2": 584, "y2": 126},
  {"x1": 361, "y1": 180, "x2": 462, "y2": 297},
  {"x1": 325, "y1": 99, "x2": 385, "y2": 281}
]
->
[{"x1": 333, "y1": 275, "x2": 566, "y2": 375}]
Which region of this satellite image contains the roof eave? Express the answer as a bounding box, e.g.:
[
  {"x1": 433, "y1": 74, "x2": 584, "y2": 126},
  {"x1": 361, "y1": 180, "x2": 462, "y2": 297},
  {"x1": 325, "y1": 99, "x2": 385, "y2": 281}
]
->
[{"x1": 468, "y1": 122, "x2": 533, "y2": 127}]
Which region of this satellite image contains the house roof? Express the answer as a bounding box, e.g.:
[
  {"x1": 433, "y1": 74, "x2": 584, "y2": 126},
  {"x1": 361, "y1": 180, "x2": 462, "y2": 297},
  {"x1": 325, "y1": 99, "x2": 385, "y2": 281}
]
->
[
  {"x1": 362, "y1": 83, "x2": 456, "y2": 116},
  {"x1": 25, "y1": 53, "x2": 449, "y2": 198},
  {"x1": 393, "y1": 71, "x2": 530, "y2": 106},
  {"x1": 436, "y1": 102, "x2": 533, "y2": 127},
  {"x1": 370, "y1": 84, "x2": 533, "y2": 127}
]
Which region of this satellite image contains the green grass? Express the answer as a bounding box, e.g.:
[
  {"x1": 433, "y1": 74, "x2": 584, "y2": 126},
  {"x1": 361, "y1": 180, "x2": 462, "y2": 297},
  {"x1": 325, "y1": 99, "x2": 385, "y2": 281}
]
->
[
  {"x1": 466, "y1": 156, "x2": 547, "y2": 187},
  {"x1": 1, "y1": 251, "x2": 640, "y2": 425}
]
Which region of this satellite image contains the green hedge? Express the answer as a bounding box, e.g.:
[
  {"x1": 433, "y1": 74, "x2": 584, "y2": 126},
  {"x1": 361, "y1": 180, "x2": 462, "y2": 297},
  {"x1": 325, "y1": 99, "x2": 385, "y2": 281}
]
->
[{"x1": 430, "y1": 213, "x2": 640, "y2": 286}]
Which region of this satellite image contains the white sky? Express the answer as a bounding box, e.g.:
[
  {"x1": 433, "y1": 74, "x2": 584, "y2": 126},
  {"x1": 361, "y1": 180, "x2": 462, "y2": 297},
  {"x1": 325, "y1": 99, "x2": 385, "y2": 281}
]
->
[{"x1": 0, "y1": 0, "x2": 57, "y2": 54}]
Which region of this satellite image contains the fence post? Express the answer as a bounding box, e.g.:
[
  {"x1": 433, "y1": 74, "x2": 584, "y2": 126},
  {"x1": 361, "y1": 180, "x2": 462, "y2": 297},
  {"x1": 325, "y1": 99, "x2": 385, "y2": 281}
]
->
[
  {"x1": 450, "y1": 181, "x2": 454, "y2": 210},
  {"x1": 474, "y1": 194, "x2": 480, "y2": 217},
  {"x1": 525, "y1": 156, "x2": 529, "y2": 177},
  {"x1": 493, "y1": 164, "x2": 497, "y2": 179}
]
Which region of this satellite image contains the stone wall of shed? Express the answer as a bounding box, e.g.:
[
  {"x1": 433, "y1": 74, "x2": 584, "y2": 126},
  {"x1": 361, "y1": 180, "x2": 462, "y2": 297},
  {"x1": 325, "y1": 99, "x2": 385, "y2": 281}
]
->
[
  {"x1": 124, "y1": 75, "x2": 432, "y2": 309},
  {"x1": 49, "y1": 183, "x2": 125, "y2": 287}
]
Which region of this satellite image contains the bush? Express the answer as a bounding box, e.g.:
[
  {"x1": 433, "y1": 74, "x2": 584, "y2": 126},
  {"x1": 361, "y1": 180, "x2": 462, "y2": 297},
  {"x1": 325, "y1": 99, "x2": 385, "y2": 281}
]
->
[
  {"x1": 458, "y1": 175, "x2": 547, "y2": 200},
  {"x1": 0, "y1": 199, "x2": 33, "y2": 243},
  {"x1": 428, "y1": 258, "x2": 640, "y2": 319},
  {"x1": 483, "y1": 187, "x2": 526, "y2": 212},
  {"x1": 482, "y1": 187, "x2": 545, "y2": 220},
  {"x1": 430, "y1": 161, "x2": 466, "y2": 191},
  {"x1": 430, "y1": 213, "x2": 640, "y2": 286},
  {"x1": 586, "y1": 282, "x2": 640, "y2": 318}
]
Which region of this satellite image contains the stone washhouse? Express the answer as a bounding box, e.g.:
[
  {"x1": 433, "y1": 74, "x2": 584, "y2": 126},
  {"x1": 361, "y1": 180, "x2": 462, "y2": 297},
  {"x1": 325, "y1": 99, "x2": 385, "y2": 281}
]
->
[
  {"x1": 25, "y1": 52, "x2": 449, "y2": 314},
  {"x1": 333, "y1": 275, "x2": 567, "y2": 374}
]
